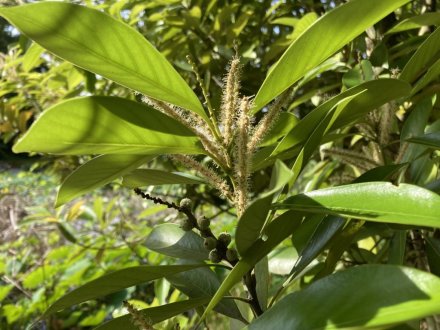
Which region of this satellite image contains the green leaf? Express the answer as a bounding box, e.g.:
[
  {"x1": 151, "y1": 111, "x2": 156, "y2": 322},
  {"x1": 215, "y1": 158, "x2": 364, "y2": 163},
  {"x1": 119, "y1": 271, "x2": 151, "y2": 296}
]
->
[
  {"x1": 407, "y1": 132, "x2": 440, "y2": 149},
  {"x1": 200, "y1": 211, "x2": 304, "y2": 323},
  {"x1": 273, "y1": 79, "x2": 411, "y2": 156},
  {"x1": 13, "y1": 96, "x2": 203, "y2": 155},
  {"x1": 276, "y1": 182, "x2": 440, "y2": 228},
  {"x1": 166, "y1": 260, "x2": 243, "y2": 320},
  {"x1": 400, "y1": 27, "x2": 440, "y2": 83},
  {"x1": 386, "y1": 13, "x2": 440, "y2": 34},
  {"x1": 426, "y1": 237, "x2": 440, "y2": 277},
  {"x1": 145, "y1": 224, "x2": 208, "y2": 261},
  {"x1": 289, "y1": 92, "x2": 362, "y2": 185},
  {"x1": 0, "y1": 3, "x2": 206, "y2": 120},
  {"x1": 412, "y1": 58, "x2": 440, "y2": 95},
  {"x1": 235, "y1": 160, "x2": 293, "y2": 255},
  {"x1": 94, "y1": 298, "x2": 210, "y2": 330},
  {"x1": 248, "y1": 265, "x2": 440, "y2": 329},
  {"x1": 44, "y1": 264, "x2": 210, "y2": 315},
  {"x1": 56, "y1": 155, "x2": 154, "y2": 207},
  {"x1": 122, "y1": 169, "x2": 204, "y2": 188},
  {"x1": 388, "y1": 230, "x2": 407, "y2": 265},
  {"x1": 255, "y1": 257, "x2": 269, "y2": 311},
  {"x1": 289, "y1": 215, "x2": 345, "y2": 278},
  {"x1": 253, "y1": 0, "x2": 410, "y2": 111}
]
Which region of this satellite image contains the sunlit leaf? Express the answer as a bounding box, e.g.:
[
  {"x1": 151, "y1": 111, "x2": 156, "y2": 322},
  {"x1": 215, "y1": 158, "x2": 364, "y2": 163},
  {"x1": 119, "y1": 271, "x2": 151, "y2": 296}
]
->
[
  {"x1": 13, "y1": 97, "x2": 203, "y2": 155},
  {"x1": 276, "y1": 182, "x2": 440, "y2": 228},
  {"x1": 0, "y1": 3, "x2": 207, "y2": 120},
  {"x1": 253, "y1": 0, "x2": 410, "y2": 111}
]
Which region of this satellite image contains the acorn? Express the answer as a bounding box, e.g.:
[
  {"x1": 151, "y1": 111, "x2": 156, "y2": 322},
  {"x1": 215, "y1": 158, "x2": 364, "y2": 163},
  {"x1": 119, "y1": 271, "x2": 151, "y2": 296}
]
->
[
  {"x1": 226, "y1": 249, "x2": 238, "y2": 263},
  {"x1": 197, "y1": 216, "x2": 210, "y2": 230},
  {"x1": 180, "y1": 218, "x2": 194, "y2": 231},
  {"x1": 209, "y1": 249, "x2": 222, "y2": 263},
  {"x1": 204, "y1": 237, "x2": 217, "y2": 250},
  {"x1": 179, "y1": 198, "x2": 192, "y2": 210},
  {"x1": 218, "y1": 232, "x2": 231, "y2": 247}
]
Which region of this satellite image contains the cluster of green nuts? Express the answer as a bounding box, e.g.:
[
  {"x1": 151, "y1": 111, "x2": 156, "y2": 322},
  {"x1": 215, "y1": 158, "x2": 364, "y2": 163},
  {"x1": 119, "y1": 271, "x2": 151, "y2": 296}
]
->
[{"x1": 178, "y1": 198, "x2": 238, "y2": 264}]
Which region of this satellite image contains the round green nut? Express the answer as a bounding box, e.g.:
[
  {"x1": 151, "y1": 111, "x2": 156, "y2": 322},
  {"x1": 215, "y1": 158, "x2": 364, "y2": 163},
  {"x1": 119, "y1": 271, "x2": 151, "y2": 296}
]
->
[
  {"x1": 209, "y1": 248, "x2": 222, "y2": 263},
  {"x1": 226, "y1": 248, "x2": 238, "y2": 262},
  {"x1": 179, "y1": 198, "x2": 192, "y2": 210},
  {"x1": 218, "y1": 232, "x2": 231, "y2": 247},
  {"x1": 180, "y1": 218, "x2": 194, "y2": 231},
  {"x1": 197, "y1": 216, "x2": 210, "y2": 230},
  {"x1": 204, "y1": 237, "x2": 217, "y2": 250}
]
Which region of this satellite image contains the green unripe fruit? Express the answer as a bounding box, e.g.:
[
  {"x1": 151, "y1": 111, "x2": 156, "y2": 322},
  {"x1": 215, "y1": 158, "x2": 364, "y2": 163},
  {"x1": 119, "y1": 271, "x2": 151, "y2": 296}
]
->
[
  {"x1": 226, "y1": 249, "x2": 238, "y2": 262},
  {"x1": 180, "y1": 218, "x2": 194, "y2": 231},
  {"x1": 197, "y1": 216, "x2": 210, "y2": 230},
  {"x1": 179, "y1": 198, "x2": 192, "y2": 210},
  {"x1": 204, "y1": 237, "x2": 217, "y2": 250},
  {"x1": 218, "y1": 232, "x2": 231, "y2": 247},
  {"x1": 209, "y1": 248, "x2": 222, "y2": 263}
]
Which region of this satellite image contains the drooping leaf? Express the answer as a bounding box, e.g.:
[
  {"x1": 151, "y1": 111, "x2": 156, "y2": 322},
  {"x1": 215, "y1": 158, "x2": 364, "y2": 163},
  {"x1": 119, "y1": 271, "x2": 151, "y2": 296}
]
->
[
  {"x1": 44, "y1": 264, "x2": 212, "y2": 315},
  {"x1": 254, "y1": 257, "x2": 269, "y2": 311},
  {"x1": 276, "y1": 182, "x2": 440, "y2": 228},
  {"x1": 386, "y1": 13, "x2": 440, "y2": 34},
  {"x1": 166, "y1": 260, "x2": 243, "y2": 320},
  {"x1": 200, "y1": 211, "x2": 304, "y2": 323},
  {"x1": 235, "y1": 160, "x2": 293, "y2": 255},
  {"x1": 253, "y1": 0, "x2": 410, "y2": 111},
  {"x1": 122, "y1": 169, "x2": 204, "y2": 188},
  {"x1": 13, "y1": 97, "x2": 203, "y2": 155},
  {"x1": 248, "y1": 265, "x2": 440, "y2": 329},
  {"x1": 400, "y1": 26, "x2": 440, "y2": 83},
  {"x1": 94, "y1": 298, "x2": 210, "y2": 330},
  {"x1": 145, "y1": 224, "x2": 208, "y2": 261},
  {"x1": 56, "y1": 155, "x2": 155, "y2": 207},
  {"x1": 388, "y1": 230, "x2": 407, "y2": 265},
  {"x1": 273, "y1": 79, "x2": 411, "y2": 156},
  {"x1": 0, "y1": 3, "x2": 207, "y2": 120}
]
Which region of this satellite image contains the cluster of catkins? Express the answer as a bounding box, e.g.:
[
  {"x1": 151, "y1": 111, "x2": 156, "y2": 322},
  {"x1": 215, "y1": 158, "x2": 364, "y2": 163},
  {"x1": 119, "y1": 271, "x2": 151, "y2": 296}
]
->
[{"x1": 142, "y1": 53, "x2": 290, "y2": 218}]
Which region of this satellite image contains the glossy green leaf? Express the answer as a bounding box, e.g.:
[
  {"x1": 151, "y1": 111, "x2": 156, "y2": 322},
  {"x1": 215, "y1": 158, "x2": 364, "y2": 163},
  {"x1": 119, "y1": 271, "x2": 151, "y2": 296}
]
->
[
  {"x1": 277, "y1": 182, "x2": 440, "y2": 228},
  {"x1": 145, "y1": 224, "x2": 208, "y2": 261},
  {"x1": 387, "y1": 13, "x2": 440, "y2": 34},
  {"x1": 13, "y1": 96, "x2": 203, "y2": 155},
  {"x1": 200, "y1": 211, "x2": 303, "y2": 323},
  {"x1": 248, "y1": 265, "x2": 440, "y2": 330},
  {"x1": 0, "y1": 3, "x2": 206, "y2": 120},
  {"x1": 273, "y1": 79, "x2": 411, "y2": 156},
  {"x1": 248, "y1": 265, "x2": 440, "y2": 329},
  {"x1": 94, "y1": 298, "x2": 210, "y2": 330},
  {"x1": 235, "y1": 160, "x2": 293, "y2": 255},
  {"x1": 22, "y1": 42, "x2": 43, "y2": 72},
  {"x1": 259, "y1": 113, "x2": 299, "y2": 147},
  {"x1": 400, "y1": 27, "x2": 440, "y2": 83},
  {"x1": 122, "y1": 169, "x2": 204, "y2": 188},
  {"x1": 289, "y1": 215, "x2": 345, "y2": 279},
  {"x1": 253, "y1": 0, "x2": 410, "y2": 111},
  {"x1": 44, "y1": 264, "x2": 211, "y2": 315},
  {"x1": 268, "y1": 247, "x2": 298, "y2": 276},
  {"x1": 166, "y1": 260, "x2": 243, "y2": 320},
  {"x1": 353, "y1": 163, "x2": 408, "y2": 183},
  {"x1": 407, "y1": 132, "x2": 440, "y2": 149},
  {"x1": 56, "y1": 155, "x2": 154, "y2": 207}
]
